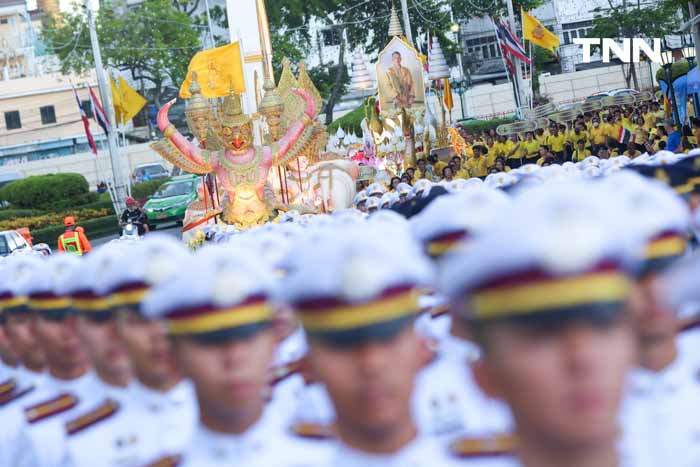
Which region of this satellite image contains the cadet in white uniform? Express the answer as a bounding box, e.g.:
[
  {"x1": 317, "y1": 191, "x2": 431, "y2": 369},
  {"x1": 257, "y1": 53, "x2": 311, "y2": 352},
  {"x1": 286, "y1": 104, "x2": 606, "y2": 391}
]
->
[
  {"x1": 141, "y1": 243, "x2": 333, "y2": 467},
  {"x1": 438, "y1": 182, "x2": 644, "y2": 467},
  {"x1": 409, "y1": 187, "x2": 514, "y2": 440},
  {"x1": 9, "y1": 254, "x2": 105, "y2": 467},
  {"x1": 281, "y1": 220, "x2": 461, "y2": 467},
  {"x1": 599, "y1": 172, "x2": 700, "y2": 467},
  {"x1": 60, "y1": 236, "x2": 197, "y2": 467}
]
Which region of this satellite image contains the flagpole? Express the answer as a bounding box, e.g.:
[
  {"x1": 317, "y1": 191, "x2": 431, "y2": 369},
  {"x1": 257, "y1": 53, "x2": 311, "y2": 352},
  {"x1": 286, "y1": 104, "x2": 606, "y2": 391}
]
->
[
  {"x1": 85, "y1": 0, "x2": 126, "y2": 215},
  {"x1": 529, "y1": 41, "x2": 534, "y2": 108},
  {"x1": 505, "y1": 0, "x2": 526, "y2": 116},
  {"x1": 492, "y1": 17, "x2": 521, "y2": 115}
]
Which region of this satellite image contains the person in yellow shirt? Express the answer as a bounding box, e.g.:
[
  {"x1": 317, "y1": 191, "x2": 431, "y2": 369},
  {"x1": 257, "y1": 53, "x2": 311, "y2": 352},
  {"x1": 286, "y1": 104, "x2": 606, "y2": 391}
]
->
[
  {"x1": 520, "y1": 132, "x2": 540, "y2": 165},
  {"x1": 467, "y1": 145, "x2": 489, "y2": 178},
  {"x1": 690, "y1": 117, "x2": 700, "y2": 146},
  {"x1": 535, "y1": 128, "x2": 548, "y2": 147},
  {"x1": 623, "y1": 142, "x2": 641, "y2": 159},
  {"x1": 493, "y1": 156, "x2": 511, "y2": 173},
  {"x1": 429, "y1": 154, "x2": 447, "y2": 178},
  {"x1": 572, "y1": 139, "x2": 592, "y2": 162},
  {"x1": 491, "y1": 135, "x2": 506, "y2": 159},
  {"x1": 606, "y1": 115, "x2": 623, "y2": 151},
  {"x1": 485, "y1": 135, "x2": 500, "y2": 164},
  {"x1": 589, "y1": 117, "x2": 608, "y2": 154},
  {"x1": 546, "y1": 125, "x2": 567, "y2": 162},
  {"x1": 568, "y1": 124, "x2": 589, "y2": 148},
  {"x1": 451, "y1": 156, "x2": 470, "y2": 179},
  {"x1": 504, "y1": 134, "x2": 521, "y2": 168}
]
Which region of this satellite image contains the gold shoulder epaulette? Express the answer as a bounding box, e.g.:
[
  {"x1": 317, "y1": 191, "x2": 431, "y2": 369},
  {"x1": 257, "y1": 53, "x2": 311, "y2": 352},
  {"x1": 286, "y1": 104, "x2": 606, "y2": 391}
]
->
[
  {"x1": 449, "y1": 434, "x2": 517, "y2": 458},
  {"x1": 0, "y1": 384, "x2": 34, "y2": 406},
  {"x1": 429, "y1": 303, "x2": 450, "y2": 319},
  {"x1": 25, "y1": 393, "x2": 78, "y2": 424},
  {"x1": 680, "y1": 315, "x2": 700, "y2": 333},
  {"x1": 291, "y1": 421, "x2": 336, "y2": 440},
  {"x1": 66, "y1": 399, "x2": 119, "y2": 436},
  {"x1": 144, "y1": 454, "x2": 182, "y2": 467},
  {"x1": 0, "y1": 378, "x2": 16, "y2": 397},
  {"x1": 270, "y1": 357, "x2": 307, "y2": 386}
]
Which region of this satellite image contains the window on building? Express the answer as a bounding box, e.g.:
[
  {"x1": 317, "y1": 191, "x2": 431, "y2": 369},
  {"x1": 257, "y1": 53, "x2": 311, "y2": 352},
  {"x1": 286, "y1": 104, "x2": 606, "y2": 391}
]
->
[
  {"x1": 0, "y1": 18, "x2": 8, "y2": 25},
  {"x1": 564, "y1": 31, "x2": 570, "y2": 45},
  {"x1": 482, "y1": 45, "x2": 488, "y2": 58},
  {"x1": 40, "y1": 106, "x2": 56, "y2": 125},
  {"x1": 4, "y1": 111, "x2": 20, "y2": 130},
  {"x1": 489, "y1": 43, "x2": 497, "y2": 57},
  {"x1": 578, "y1": 29, "x2": 587, "y2": 39},
  {"x1": 321, "y1": 28, "x2": 341, "y2": 47},
  {"x1": 81, "y1": 100, "x2": 93, "y2": 119}
]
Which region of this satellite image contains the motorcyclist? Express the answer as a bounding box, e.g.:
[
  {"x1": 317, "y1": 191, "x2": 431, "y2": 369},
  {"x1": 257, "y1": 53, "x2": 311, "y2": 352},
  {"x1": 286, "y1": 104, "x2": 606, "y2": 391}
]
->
[{"x1": 119, "y1": 197, "x2": 149, "y2": 236}]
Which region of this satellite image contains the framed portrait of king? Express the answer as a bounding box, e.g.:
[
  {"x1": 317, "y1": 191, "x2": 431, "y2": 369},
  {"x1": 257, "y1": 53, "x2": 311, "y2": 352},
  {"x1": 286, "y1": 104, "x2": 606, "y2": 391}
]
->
[{"x1": 376, "y1": 37, "x2": 426, "y2": 112}]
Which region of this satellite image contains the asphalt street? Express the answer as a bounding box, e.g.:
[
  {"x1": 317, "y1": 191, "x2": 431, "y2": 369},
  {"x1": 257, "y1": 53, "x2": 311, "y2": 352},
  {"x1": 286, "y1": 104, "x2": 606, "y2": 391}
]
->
[{"x1": 91, "y1": 223, "x2": 182, "y2": 247}]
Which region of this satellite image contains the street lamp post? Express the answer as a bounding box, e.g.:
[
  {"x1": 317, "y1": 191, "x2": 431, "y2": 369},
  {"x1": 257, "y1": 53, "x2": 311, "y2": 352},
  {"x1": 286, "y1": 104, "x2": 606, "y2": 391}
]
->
[
  {"x1": 661, "y1": 43, "x2": 682, "y2": 128},
  {"x1": 451, "y1": 76, "x2": 467, "y2": 119},
  {"x1": 682, "y1": 45, "x2": 699, "y2": 118}
]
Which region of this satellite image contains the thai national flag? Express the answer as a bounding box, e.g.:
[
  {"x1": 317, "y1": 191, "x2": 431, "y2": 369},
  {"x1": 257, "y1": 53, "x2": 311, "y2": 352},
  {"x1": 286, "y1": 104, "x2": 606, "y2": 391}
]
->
[
  {"x1": 73, "y1": 87, "x2": 98, "y2": 155},
  {"x1": 618, "y1": 127, "x2": 634, "y2": 145},
  {"x1": 498, "y1": 18, "x2": 531, "y2": 64},
  {"x1": 88, "y1": 84, "x2": 111, "y2": 134},
  {"x1": 494, "y1": 25, "x2": 516, "y2": 75}
]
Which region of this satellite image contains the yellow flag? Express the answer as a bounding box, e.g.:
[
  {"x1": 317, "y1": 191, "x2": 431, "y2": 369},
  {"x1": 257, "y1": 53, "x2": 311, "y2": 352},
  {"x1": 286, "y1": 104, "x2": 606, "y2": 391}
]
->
[
  {"x1": 180, "y1": 42, "x2": 246, "y2": 99},
  {"x1": 443, "y1": 78, "x2": 453, "y2": 111},
  {"x1": 117, "y1": 76, "x2": 147, "y2": 124},
  {"x1": 522, "y1": 11, "x2": 560, "y2": 52},
  {"x1": 110, "y1": 76, "x2": 125, "y2": 125}
]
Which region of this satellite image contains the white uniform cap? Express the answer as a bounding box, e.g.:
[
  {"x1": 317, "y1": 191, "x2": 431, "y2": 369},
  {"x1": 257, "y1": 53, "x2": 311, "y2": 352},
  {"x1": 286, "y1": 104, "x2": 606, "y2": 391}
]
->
[
  {"x1": 410, "y1": 187, "x2": 510, "y2": 248},
  {"x1": 142, "y1": 245, "x2": 276, "y2": 321},
  {"x1": 439, "y1": 182, "x2": 644, "y2": 312},
  {"x1": 280, "y1": 223, "x2": 434, "y2": 305},
  {"x1": 96, "y1": 234, "x2": 190, "y2": 296}
]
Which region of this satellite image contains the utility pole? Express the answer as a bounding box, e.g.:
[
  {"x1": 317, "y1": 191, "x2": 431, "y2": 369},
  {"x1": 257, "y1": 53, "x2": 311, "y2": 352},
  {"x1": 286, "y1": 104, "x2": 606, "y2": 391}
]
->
[
  {"x1": 505, "y1": 0, "x2": 527, "y2": 113},
  {"x1": 399, "y1": 0, "x2": 414, "y2": 45},
  {"x1": 85, "y1": 0, "x2": 126, "y2": 215},
  {"x1": 689, "y1": 2, "x2": 700, "y2": 70},
  {"x1": 203, "y1": 0, "x2": 216, "y2": 48}
]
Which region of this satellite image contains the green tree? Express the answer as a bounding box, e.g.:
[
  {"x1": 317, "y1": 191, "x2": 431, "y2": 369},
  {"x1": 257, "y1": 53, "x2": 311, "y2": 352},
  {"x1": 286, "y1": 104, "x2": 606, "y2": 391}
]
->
[
  {"x1": 587, "y1": 0, "x2": 677, "y2": 89},
  {"x1": 265, "y1": 0, "x2": 456, "y2": 124},
  {"x1": 41, "y1": 0, "x2": 201, "y2": 107},
  {"x1": 451, "y1": 0, "x2": 545, "y2": 22}
]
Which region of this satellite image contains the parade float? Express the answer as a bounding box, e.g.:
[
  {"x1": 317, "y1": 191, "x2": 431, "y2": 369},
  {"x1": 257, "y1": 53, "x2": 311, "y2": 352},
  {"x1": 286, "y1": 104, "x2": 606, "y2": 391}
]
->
[{"x1": 148, "y1": 0, "x2": 461, "y2": 238}]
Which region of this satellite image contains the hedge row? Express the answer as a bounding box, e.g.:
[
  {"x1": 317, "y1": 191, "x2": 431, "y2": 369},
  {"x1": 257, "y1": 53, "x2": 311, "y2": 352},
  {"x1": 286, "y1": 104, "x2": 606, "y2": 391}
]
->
[
  {"x1": 0, "y1": 209, "x2": 42, "y2": 221},
  {"x1": 0, "y1": 174, "x2": 89, "y2": 210},
  {"x1": 458, "y1": 117, "x2": 517, "y2": 133},
  {"x1": 33, "y1": 215, "x2": 120, "y2": 248}
]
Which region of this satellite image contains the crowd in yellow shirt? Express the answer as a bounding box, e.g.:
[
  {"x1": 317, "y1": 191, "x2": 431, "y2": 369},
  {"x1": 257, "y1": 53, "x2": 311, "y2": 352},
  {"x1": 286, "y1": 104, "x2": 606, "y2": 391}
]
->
[{"x1": 369, "y1": 100, "x2": 694, "y2": 190}]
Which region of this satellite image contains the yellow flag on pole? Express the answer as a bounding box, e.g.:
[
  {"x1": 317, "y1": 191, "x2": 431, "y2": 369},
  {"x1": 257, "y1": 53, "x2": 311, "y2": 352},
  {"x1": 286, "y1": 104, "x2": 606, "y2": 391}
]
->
[
  {"x1": 179, "y1": 42, "x2": 246, "y2": 98},
  {"x1": 109, "y1": 76, "x2": 125, "y2": 125},
  {"x1": 522, "y1": 10, "x2": 560, "y2": 52},
  {"x1": 443, "y1": 78, "x2": 453, "y2": 111},
  {"x1": 117, "y1": 76, "x2": 147, "y2": 124}
]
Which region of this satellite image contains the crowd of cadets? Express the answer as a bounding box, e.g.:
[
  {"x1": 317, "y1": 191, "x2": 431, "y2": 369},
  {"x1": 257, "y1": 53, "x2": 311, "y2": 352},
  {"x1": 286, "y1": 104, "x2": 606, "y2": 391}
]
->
[
  {"x1": 2, "y1": 127, "x2": 700, "y2": 467},
  {"x1": 375, "y1": 100, "x2": 700, "y2": 186}
]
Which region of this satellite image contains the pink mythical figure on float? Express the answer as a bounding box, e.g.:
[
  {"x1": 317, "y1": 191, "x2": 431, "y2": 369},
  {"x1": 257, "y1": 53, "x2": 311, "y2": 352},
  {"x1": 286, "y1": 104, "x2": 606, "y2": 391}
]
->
[{"x1": 154, "y1": 86, "x2": 317, "y2": 229}]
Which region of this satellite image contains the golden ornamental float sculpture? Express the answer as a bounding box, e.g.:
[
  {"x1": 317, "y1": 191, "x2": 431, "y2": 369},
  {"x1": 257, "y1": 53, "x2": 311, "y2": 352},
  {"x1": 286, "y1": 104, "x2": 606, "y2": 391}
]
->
[{"x1": 151, "y1": 65, "x2": 327, "y2": 230}]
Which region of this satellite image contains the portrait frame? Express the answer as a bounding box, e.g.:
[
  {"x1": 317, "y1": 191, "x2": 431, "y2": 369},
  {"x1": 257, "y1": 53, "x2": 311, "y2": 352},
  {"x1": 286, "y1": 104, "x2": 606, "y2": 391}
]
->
[{"x1": 376, "y1": 37, "x2": 426, "y2": 113}]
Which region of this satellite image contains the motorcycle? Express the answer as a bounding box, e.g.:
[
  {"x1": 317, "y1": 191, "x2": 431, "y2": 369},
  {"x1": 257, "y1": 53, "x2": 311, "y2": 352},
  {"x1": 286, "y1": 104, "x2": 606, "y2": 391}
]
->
[{"x1": 119, "y1": 220, "x2": 142, "y2": 241}]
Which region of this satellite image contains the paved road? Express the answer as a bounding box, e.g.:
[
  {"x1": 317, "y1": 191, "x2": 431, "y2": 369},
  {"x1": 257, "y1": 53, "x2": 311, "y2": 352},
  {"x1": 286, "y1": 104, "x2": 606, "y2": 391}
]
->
[{"x1": 92, "y1": 223, "x2": 182, "y2": 247}]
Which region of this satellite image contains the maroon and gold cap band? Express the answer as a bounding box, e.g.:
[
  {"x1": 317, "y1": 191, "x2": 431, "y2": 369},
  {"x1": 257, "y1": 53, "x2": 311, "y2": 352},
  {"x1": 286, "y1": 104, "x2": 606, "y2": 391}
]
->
[
  {"x1": 29, "y1": 297, "x2": 72, "y2": 311},
  {"x1": 469, "y1": 271, "x2": 631, "y2": 320},
  {"x1": 298, "y1": 288, "x2": 421, "y2": 332},
  {"x1": 645, "y1": 234, "x2": 687, "y2": 261},
  {"x1": 109, "y1": 287, "x2": 149, "y2": 308},
  {"x1": 166, "y1": 303, "x2": 274, "y2": 336}
]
